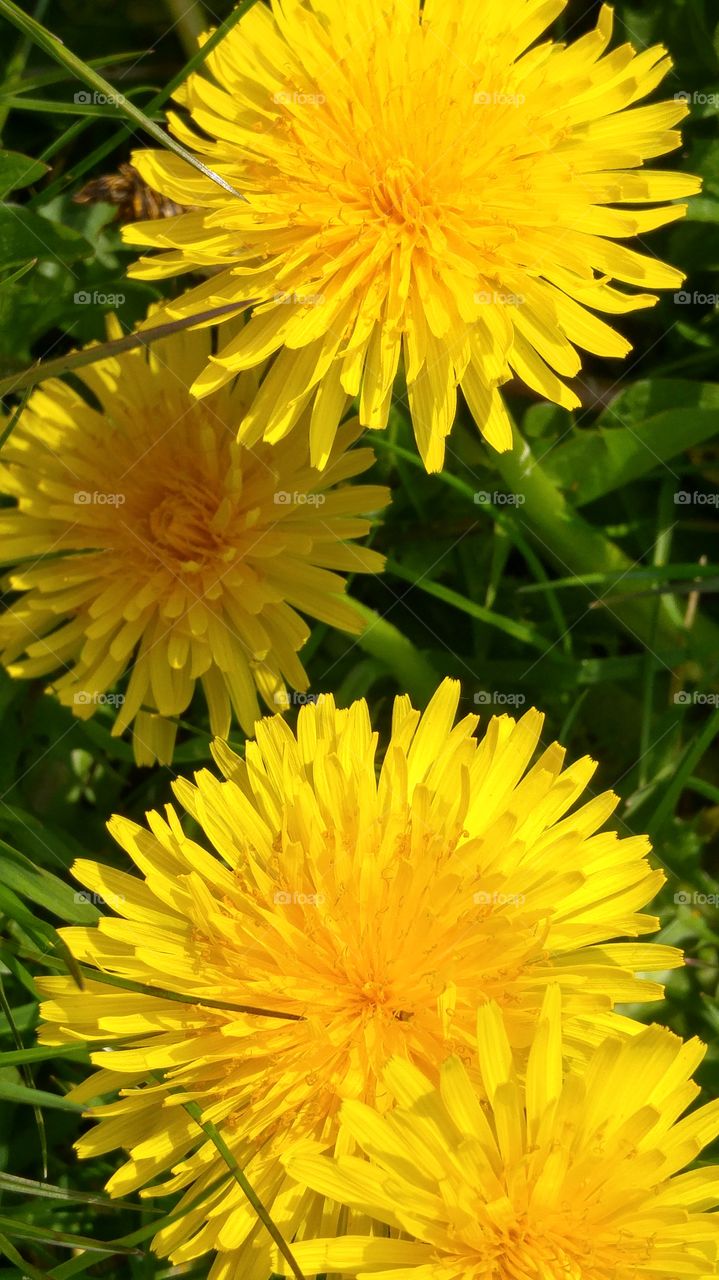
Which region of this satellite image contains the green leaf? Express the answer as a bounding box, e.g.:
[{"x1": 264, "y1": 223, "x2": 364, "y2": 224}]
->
[
  {"x1": 0, "y1": 1216, "x2": 141, "y2": 1256},
  {"x1": 0, "y1": 204, "x2": 89, "y2": 270},
  {"x1": 648, "y1": 710, "x2": 719, "y2": 840},
  {"x1": 0, "y1": 384, "x2": 29, "y2": 449},
  {"x1": 386, "y1": 558, "x2": 551, "y2": 650},
  {"x1": 0, "y1": 1231, "x2": 51, "y2": 1280},
  {"x1": 0, "y1": 0, "x2": 244, "y2": 200},
  {"x1": 492, "y1": 427, "x2": 719, "y2": 663},
  {"x1": 0, "y1": 841, "x2": 99, "y2": 925},
  {"x1": 519, "y1": 564, "x2": 719, "y2": 594},
  {"x1": 176, "y1": 1093, "x2": 306, "y2": 1280},
  {"x1": 0, "y1": 257, "x2": 36, "y2": 287},
  {"x1": 0, "y1": 883, "x2": 56, "y2": 948},
  {"x1": 0, "y1": 300, "x2": 248, "y2": 397},
  {"x1": 0, "y1": 94, "x2": 163, "y2": 117},
  {"x1": 0, "y1": 1078, "x2": 82, "y2": 1113},
  {"x1": 0, "y1": 1044, "x2": 91, "y2": 1069},
  {"x1": 0, "y1": 148, "x2": 48, "y2": 195},
  {"x1": 0, "y1": 1171, "x2": 157, "y2": 1212},
  {"x1": 32, "y1": 0, "x2": 262, "y2": 208},
  {"x1": 542, "y1": 382, "x2": 719, "y2": 507},
  {"x1": 683, "y1": 195, "x2": 719, "y2": 223},
  {"x1": 0, "y1": 1001, "x2": 36, "y2": 1037},
  {"x1": 0, "y1": 805, "x2": 89, "y2": 873}
]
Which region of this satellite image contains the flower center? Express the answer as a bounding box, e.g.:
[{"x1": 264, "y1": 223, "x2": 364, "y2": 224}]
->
[
  {"x1": 371, "y1": 156, "x2": 427, "y2": 226},
  {"x1": 148, "y1": 482, "x2": 229, "y2": 566}
]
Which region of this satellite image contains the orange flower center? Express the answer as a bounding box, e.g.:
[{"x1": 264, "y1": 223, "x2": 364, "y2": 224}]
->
[
  {"x1": 148, "y1": 481, "x2": 229, "y2": 566},
  {"x1": 371, "y1": 157, "x2": 427, "y2": 227}
]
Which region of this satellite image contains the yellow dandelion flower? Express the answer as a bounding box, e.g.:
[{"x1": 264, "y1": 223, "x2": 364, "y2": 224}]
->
[
  {"x1": 38, "y1": 680, "x2": 681, "y2": 1276},
  {"x1": 0, "y1": 317, "x2": 388, "y2": 765},
  {"x1": 124, "y1": 0, "x2": 699, "y2": 472},
  {"x1": 284, "y1": 987, "x2": 719, "y2": 1280}
]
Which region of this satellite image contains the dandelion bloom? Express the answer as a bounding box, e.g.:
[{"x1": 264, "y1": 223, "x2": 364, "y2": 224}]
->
[
  {"x1": 39, "y1": 681, "x2": 680, "y2": 1276},
  {"x1": 284, "y1": 988, "x2": 719, "y2": 1280},
  {"x1": 0, "y1": 319, "x2": 387, "y2": 764},
  {"x1": 125, "y1": 0, "x2": 699, "y2": 471}
]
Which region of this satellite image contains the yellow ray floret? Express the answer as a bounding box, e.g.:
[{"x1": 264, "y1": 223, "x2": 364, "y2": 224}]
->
[
  {"x1": 0, "y1": 315, "x2": 388, "y2": 764},
  {"x1": 283, "y1": 986, "x2": 719, "y2": 1280},
  {"x1": 125, "y1": 0, "x2": 699, "y2": 471},
  {"x1": 38, "y1": 680, "x2": 681, "y2": 1276}
]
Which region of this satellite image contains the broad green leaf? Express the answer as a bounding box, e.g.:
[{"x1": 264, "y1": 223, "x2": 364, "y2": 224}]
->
[
  {"x1": 0, "y1": 204, "x2": 89, "y2": 270},
  {"x1": 0, "y1": 882, "x2": 56, "y2": 947},
  {"x1": 599, "y1": 377, "x2": 719, "y2": 429},
  {"x1": 0, "y1": 805, "x2": 88, "y2": 872},
  {"x1": 0, "y1": 148, "x2": 48, "y2": 194},
  {"x1": 542, "y1": 382, "x2": 719, "y2": 507},
  {"x1": 0, "y1": 842, "x2": 99, "y2": 925}
]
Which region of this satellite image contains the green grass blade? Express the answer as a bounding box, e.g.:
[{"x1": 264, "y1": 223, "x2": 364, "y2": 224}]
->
[
  {"x1": 0, "y1": 1079, "x2": 83, "y2": 1112},
  {"x1": 179, "y1": 1095, "x2": 306, "y2": 1280},
  {"x1": 32, "y1": 0, "x2": 261, "y2": 206},
  {"x1": 0, "y1": 1217, "x2": 141, "y2": 1256},
  {"x1": 648, "y1": 709, "x2": 719, "y2": 840},
  {"x1": 0, "y1": 0, "x2": 244, "y2": 198},
  {"x1": 0, "y1": 1231, "x2": 52, "y2": 1280},
  {"x1": 0, "y1": 301, "x2": 250, "y2": 398},
  {"x1": 385, "y1": 558, "x2": 551, "y2": 650}
]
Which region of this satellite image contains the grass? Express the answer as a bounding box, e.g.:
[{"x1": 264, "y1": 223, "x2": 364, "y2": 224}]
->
[{"x1": 0, "y1": 0, "x2": 718, "y2": 1274}]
